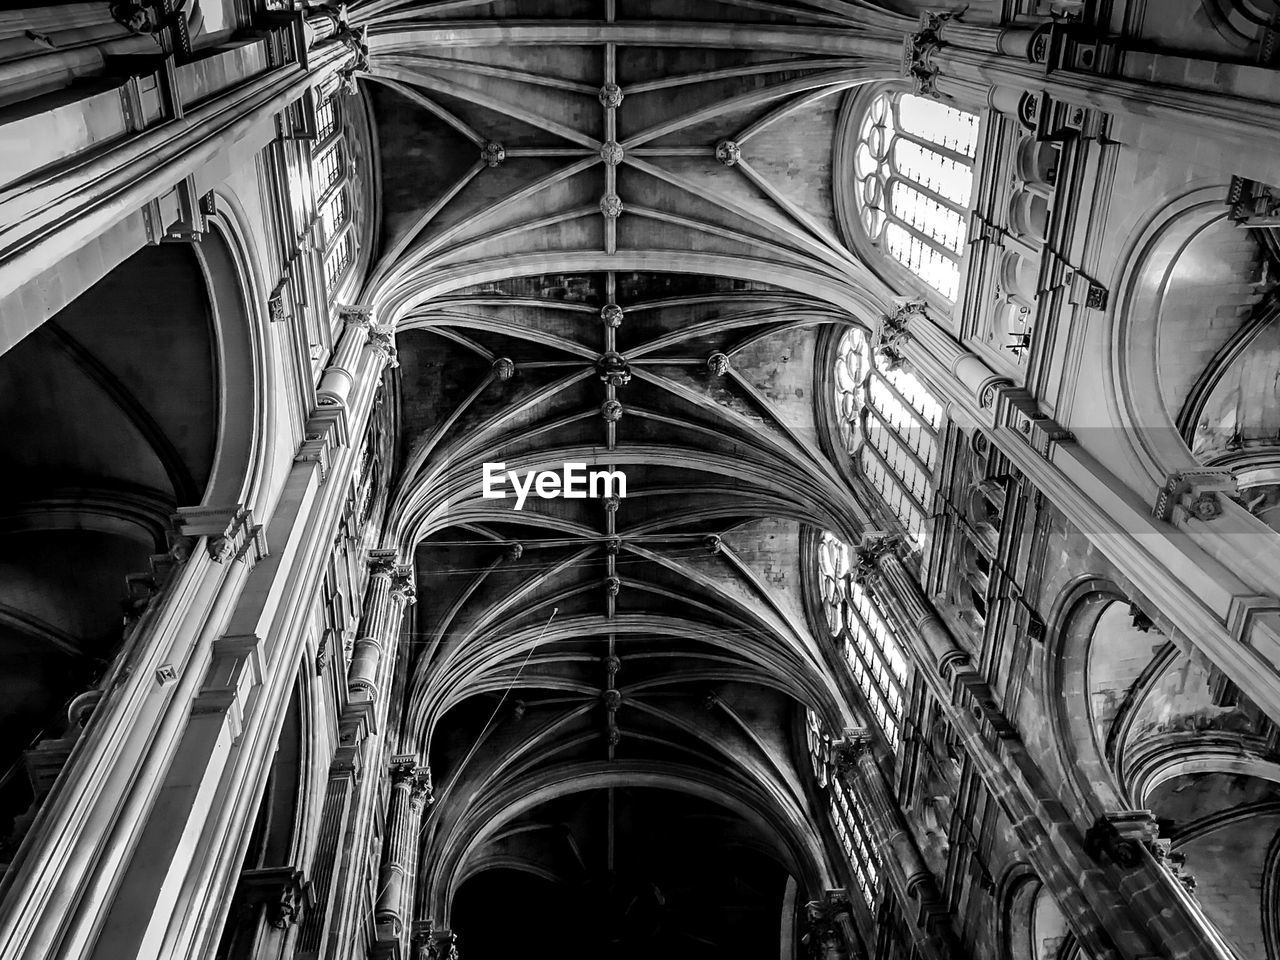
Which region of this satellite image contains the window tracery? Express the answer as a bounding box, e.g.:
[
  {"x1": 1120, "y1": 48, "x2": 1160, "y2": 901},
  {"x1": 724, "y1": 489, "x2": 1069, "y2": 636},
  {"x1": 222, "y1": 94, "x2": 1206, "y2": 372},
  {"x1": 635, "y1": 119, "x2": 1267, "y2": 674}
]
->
[
  {"x1": 853, "y1": 91, "x2": 979, "y2": 300},
  {"x1": 817, "y1": 533, "x2": 909, "y2": 749},
  {"x1": 311, "y1": 85, "x2": 356, "y2": 302},
  {"x1": 806, "y1": 710, "x2": 882, "y2": 908},
  {"x1": 833, "y1": 328, "x2": 942, "y2": 546}
]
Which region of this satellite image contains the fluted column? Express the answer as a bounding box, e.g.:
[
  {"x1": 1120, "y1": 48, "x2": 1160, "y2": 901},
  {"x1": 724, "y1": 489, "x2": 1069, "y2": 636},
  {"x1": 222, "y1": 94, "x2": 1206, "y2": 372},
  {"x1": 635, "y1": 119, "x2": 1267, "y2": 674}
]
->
[
  {"x1": 833, "y1": 731, "x2": 961, "y2": 960},
  {"x1": 345, "y1": 551, "x2": 415, "y2": 737},
  {"x1": 374, "y1": 758, "x2": 432, "y2": 956},
  {"x1": 855, "y1": 534, "x2": 1235, "y2": 960},
  {"x1": 294, "y1": 745, "x2": 361, "y2": 959}
]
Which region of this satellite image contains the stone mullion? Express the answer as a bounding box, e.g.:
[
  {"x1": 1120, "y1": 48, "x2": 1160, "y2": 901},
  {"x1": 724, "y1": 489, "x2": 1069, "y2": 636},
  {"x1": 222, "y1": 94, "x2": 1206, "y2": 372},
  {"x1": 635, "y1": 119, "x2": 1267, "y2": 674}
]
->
[
  {"x1": 859, "y1": 538, "x2": 1234, "y2": 960},
  {"x1": 835, "y1": 735, "x2": 961, "y2": 960}
]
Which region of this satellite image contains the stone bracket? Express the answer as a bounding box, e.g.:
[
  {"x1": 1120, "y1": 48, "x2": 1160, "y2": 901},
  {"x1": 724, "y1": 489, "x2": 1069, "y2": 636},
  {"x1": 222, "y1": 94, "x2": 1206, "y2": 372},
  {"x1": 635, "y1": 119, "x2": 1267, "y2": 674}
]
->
[
  {"x1": 1084, "y1": 809, "x2": 1158, "y2": 867},
  {"x1": 993, "y1": 387, "x2": 1075, "y2": 458},
  {"x1": 239, "y1": 865, "x2": 312, "y2": 928},
  {"x1": 173, "y1": 503, "x2": 267, "y2": 565},
  {"x1": 1152, "y1": 469, "x2": 1237, "y2": 523}
]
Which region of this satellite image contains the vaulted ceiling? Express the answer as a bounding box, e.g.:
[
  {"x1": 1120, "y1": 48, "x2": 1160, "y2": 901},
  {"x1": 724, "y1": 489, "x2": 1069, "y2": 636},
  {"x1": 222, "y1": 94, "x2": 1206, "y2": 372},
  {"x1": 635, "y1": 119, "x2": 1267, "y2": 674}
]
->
[{"x1": 354, "y1": 1, "x2": 913, "y2": 952}]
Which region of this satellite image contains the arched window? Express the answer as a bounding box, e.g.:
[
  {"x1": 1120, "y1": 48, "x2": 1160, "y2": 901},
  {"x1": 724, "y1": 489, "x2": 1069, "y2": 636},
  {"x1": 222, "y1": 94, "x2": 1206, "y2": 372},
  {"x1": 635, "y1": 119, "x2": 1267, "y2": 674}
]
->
[
  {"x1": 311, "y1": 83, "x2": 356, "y2": 300},
  {"x1": 817, "y1": 533, "x2": 909, "y2": 749},
  {"x1": 833, "y1": 328, "x2": 942, "y2": 547},
  {"x1": 805, "y1": 710, "x2": 882, "y2": 908},
  {"x1": 853, "y1": 91, "x2": 979, "y2": 300}
]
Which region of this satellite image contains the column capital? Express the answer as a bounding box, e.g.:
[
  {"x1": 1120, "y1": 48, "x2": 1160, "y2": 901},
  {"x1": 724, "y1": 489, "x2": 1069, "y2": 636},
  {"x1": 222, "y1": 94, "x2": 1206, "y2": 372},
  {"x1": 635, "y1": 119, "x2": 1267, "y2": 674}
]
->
[
  {"x1": 368, "y1": 548, "x2": 400, "y2": 577},
  {"x1": 831, "y1": 727, "x2": 875, "y2": 775},
  {"x1": 336, "y1": 303, "x2": 375, "y2": 327},
  {"x1": 391, "y1": 564, "x2": 417, "y2": 605},
  {"x1": 368, "y1": 323, "x2": 400, "y2": 369},
  {"x1": 854, "y1": 531, "x2": 901, "y2": 582}
]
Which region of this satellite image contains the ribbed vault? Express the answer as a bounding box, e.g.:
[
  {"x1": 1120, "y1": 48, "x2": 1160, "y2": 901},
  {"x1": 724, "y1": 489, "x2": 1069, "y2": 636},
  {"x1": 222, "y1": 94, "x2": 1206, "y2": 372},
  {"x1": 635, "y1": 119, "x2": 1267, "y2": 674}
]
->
[{"x1": 357, "y1": 2, "x2": 906, "y2": 953}]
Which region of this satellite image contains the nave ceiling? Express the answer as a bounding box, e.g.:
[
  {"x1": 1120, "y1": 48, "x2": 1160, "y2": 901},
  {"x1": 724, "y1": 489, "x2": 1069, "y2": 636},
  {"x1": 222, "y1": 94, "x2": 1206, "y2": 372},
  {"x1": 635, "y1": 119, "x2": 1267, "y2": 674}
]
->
[{"x1": 347, "y1": 1, "x2": 914, "y2": 950}]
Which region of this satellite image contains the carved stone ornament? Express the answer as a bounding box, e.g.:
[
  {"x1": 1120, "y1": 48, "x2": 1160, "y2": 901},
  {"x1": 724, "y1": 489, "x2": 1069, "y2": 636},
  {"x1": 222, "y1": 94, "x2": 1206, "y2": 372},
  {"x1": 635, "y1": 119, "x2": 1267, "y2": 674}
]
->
[
  {"x1": 879, "y1": 298, "x2": 926, "y2": 355},
  {"x1": 600, "y1": 193, "x2": 624, "y2": 219},
  {"x1": 336, "y1": 303, "x2": 375, "y2": 327},
  {"x1": 480, "y1": 140, "x2": 505, "y2": 168},
  {"x1": 597, "y1": 351, "x2": 632, "y2": 387},
  {"x1": 605, "y1": 654, "x2": 621, "y2": 677},
  {"x1": 831, "y1": 727, "x2": 873, "y2": 774},
  {"x1": 801, "y1": 899, "x2": 848, "y2": 960},
  {"x1": 603, "y1": 495, "x2": 620, "y2": 513},
  {"x1": 174, "y1": 504, "x2": 266, "y2": 565},
  {"x1": 504, "y1": 541, "x2": 523, "y2": 562},
  {"x1": 428, "y1": 931, "x2": 460, "y2": 960},
  {"x1": 901, "y1": 16, "x2": 944, "y2": 97},
  {"x1": 603, "y1": 689, "x2": 622, "y2": 710},
  {"x1": 600, "y1": 303, "x2": 624, "y2": 327},
  {"x1": 1152, "y1": 469, "x2": 1237, "y2": 523},
  {"x1": 706, "y1": 351, "x2": 731, "y2": 377},
  {"x1": 1084, "y1": 810, "x2": 1159, "y2": 868},
  {"x1": 239, "y1": 866, "x2": 311, "y2": 930},
  {"x1": 607, "y1": 724, "x2": 622, "y2": 746},
  {"x1": 601, "y1": 399, "x2": 624, "y2": 422},
  {"x1": 598, "y1": 83, "x2": 624, "y2": 108},
  {"x1": 368, "y1": 548, "x2": 399, "y2": 577},
  {"x1": 493, "y1": 356, "x2": 516, "y2": 381},
  {"x1": 604, "y1": 575, "x2": 622, "y2": 596},
  {"x1": 853, "y1": 532, "x2": 899, "y2": 582},
  {"x1": 390, "y1": 565, "x2": 417, "y2": 605},
  {"x1": 1226, "y1": 176, "x2": 1280, "y2": 227},
  {"x1": 367, "y1": 324, "x2": 399, "y2": 368},
  {"x1": 605, "y1": 536, "x2": 622, "y2": 556},
  {"x1": 715, "y1": 139, "x2": 742, "y2": 166},
  {"x1": 600, "y1": 141, "x2": 624, "y2": 165},
  {"x1": 704, "y1": 534, "x2": 723, "y2": 554}
]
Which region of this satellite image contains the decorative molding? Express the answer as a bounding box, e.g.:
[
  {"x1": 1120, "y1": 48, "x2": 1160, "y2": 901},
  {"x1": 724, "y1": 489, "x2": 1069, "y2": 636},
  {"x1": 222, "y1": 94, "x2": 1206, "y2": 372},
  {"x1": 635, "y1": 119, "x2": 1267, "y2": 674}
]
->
[{"x1": 1084, "y1": 809, "x2": 1158, "y2": 867}]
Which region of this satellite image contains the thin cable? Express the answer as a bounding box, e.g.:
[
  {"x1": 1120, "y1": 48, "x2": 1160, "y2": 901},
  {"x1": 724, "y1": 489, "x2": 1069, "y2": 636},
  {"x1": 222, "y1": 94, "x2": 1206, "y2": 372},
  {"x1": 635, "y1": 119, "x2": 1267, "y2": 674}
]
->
[{"x1": 429, "y1": 606, "x2": 559, "y2": 810}]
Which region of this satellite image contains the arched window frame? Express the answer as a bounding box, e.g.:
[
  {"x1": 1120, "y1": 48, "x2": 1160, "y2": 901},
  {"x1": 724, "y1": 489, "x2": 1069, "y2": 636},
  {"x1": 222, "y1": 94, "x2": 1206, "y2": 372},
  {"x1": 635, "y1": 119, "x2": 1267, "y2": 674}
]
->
[
  {"x1": 835, "y1": 85, "x2": 984, "y2": 312},
  {"x1": 829, "y1": 325, "x2": 944, "y2": 553},
  {"x1": 804, "y1": 709, "x2": 883, "y2": 909},
  {"x1": 814, "y1": 531, "x2": 911, "y2": 751}
]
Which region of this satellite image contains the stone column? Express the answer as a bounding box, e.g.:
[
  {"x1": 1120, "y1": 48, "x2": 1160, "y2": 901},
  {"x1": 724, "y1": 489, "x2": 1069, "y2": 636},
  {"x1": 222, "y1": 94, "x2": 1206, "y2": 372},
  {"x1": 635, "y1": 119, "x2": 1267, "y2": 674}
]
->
[
  {"x1": 833, "y1": 731, "x2": 961, "y2": 960},
  {"x1": 345, "y1": 551, "x2": 415, "y2": 738},
  {"x1": 294, "y1": 745, "x2": 362, "y2": 959},
  {"x1": 317, "y1": 305, "x2": 374, "y2": 409},
  {"x1": 374, "y1": 758, "x2": 432, "y2": 956}
]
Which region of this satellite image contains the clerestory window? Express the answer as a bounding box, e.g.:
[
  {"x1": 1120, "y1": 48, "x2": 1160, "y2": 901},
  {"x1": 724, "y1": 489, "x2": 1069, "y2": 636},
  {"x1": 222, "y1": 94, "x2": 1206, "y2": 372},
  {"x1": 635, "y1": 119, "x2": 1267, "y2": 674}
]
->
[
  {"x1": 853, "y1": 91, "x2": 979, "y2": 301},
  {"x1": 833, "y1": 328, "x2": 942, "y2": 547},
  {"x1": 817, "y1": 533, "x2": 910, "y2": 750}
]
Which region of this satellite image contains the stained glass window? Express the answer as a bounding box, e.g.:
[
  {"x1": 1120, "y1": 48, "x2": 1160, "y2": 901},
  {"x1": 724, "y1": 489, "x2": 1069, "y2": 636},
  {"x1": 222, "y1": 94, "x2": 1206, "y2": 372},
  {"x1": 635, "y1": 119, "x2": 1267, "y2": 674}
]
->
[
  {"x1": 854, "y1": 92, "x2": 979, "y2": 300},
  {"x1": 833, "y1": 329, "x2": 941, "y2": 546},
  {"x1": 817, "y1": 533, "x2": 909, "y2": 749}
]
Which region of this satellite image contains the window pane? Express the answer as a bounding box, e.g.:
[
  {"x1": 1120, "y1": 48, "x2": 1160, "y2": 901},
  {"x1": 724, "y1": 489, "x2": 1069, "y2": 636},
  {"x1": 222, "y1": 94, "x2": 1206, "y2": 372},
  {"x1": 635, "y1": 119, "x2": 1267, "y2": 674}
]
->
[{"x1": 852, "y1": 91, "x2": 977, "y2": 300}]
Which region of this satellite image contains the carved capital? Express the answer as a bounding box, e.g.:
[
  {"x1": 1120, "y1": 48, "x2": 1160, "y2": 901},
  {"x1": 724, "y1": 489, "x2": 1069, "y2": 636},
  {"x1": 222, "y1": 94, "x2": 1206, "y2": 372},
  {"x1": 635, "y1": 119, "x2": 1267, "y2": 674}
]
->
[
  {"x1": 831, "y1": 726, "x2": 874, "y2": 774},
  {"x1": 390, "y1": 564, "x2": 416, "y2": 604},
  {"x1": 854, "y1": 532, "x2": 900, "y2": 582},
  {"x1": 879, "y1": 298, "x2": 926, "y2": 352},
  {"x1": 367, "y1": 324, "x2": 399, "y2": 368},
  {"x1": 336, "y1": 303, "x2": 375, "y2": 327},
  {"x1": 239, "y1": 866, "x2": 311, "y2": 929},
  {"x1": 367, "y1": 548, "x2": 399, "y2": 577}
]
